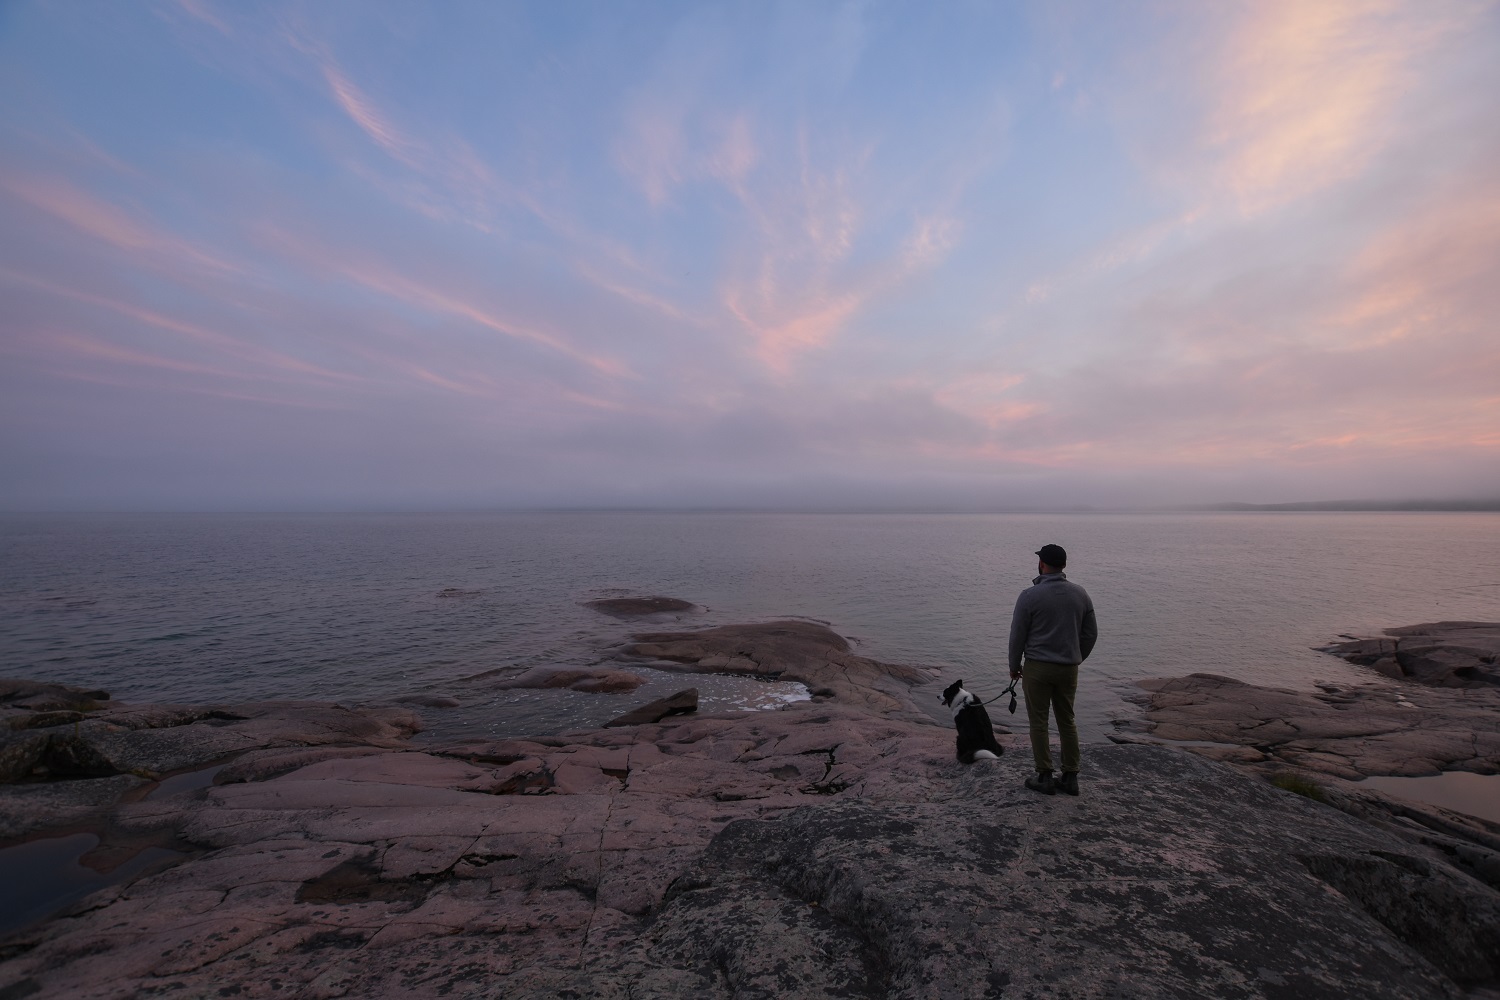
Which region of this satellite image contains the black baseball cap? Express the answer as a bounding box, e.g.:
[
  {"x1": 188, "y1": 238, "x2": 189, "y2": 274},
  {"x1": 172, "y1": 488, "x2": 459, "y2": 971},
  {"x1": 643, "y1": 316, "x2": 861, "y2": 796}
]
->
[{"x1": 1035, "y1": 544, "x2": 1067, "y2": 567}]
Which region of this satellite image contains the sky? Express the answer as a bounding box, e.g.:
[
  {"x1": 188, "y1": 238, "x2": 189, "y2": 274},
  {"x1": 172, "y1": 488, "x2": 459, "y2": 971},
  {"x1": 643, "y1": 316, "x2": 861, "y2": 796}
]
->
[{"x1": 2, "y1": 0, "x2": 1498, "y2": 511}]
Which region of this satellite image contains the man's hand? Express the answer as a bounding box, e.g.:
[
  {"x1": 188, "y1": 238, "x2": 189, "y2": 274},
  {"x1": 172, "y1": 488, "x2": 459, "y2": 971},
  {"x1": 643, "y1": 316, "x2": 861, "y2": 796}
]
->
[{"x1": 1010, "y1": 669, "x2": 1022, "y2": 680}]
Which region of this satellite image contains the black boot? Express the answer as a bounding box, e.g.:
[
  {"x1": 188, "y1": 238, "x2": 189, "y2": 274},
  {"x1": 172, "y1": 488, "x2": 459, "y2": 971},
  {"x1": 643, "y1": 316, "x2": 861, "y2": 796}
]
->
[
  {"x1": 1025, "y1": 771, "x2": 1056, "y2": 795},
  {"x1": 1057, "y1": 771, "x2": 1079, "y2": 796}
]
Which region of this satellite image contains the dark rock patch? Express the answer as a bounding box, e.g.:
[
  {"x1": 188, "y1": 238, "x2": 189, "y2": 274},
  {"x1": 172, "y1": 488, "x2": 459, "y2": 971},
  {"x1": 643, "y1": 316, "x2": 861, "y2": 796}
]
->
[
  {"x1": 1299, "y1": 851, "x2": 1500, "y2": 985},
  {"x1": 297, "y1": 858, "x2": 429, "y2": 907},
  {"x1": 0, "y1": 977, "x2": 41, "y2": 1000},
  {"x1": 491, "y1": 763, "x2": 555, "y2": 794},
  {"x1": 0, "y1": 680, "x2": 110, "y2": 715},
  {"x1": 605, "y1": 688, "x2": 698, "y2": 727}
]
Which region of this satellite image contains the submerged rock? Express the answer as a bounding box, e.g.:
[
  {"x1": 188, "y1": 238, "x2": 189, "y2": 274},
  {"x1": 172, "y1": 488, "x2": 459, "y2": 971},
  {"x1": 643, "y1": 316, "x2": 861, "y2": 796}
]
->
[
  {"x1": 489, "y1": 666, "x2": 648, "y2": 693},
  {"x1": 585, "y1": 596, "x2": 699, "y2": 617},
  {"x1": 390, "y1": 693, "x2": 462, "y2": 708}
]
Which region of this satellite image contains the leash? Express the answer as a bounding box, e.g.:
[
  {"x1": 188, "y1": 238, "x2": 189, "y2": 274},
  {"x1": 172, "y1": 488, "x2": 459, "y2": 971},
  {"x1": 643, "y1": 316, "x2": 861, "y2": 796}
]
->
[{"x1": 978, "y1": 678, "x2": 1020, "y2": 713}]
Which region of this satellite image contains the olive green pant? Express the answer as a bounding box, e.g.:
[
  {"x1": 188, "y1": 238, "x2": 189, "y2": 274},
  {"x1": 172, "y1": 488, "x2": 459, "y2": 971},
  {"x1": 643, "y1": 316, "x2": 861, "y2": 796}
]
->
[{"x1": 1022, "y1": 658, "x2": 1080, "y2": 774}]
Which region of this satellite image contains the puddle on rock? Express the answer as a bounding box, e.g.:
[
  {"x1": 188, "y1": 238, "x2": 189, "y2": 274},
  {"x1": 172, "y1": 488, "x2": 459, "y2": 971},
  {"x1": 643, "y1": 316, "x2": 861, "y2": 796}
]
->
[
  {"x1": 144, "y1": 762, "x2": 230, "y2": 800},
  {"x1": 0, "y1": 833, "x2": 183, "y2": 937},
  {"x1": 1360, "y1": 771, "x2": 1500, "y2": 825}
]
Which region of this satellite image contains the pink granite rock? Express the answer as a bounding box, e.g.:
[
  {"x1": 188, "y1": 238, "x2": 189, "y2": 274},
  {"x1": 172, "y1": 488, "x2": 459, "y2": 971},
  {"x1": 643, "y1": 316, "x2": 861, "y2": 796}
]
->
[
  {"x1": 6, "y1": 622, "x2": 1499, "y2": 999},
  {"x1": 7, "y1": 726, "x2": 1496, "y2": 999},
  {"x1": 0, "y1": 704, "x2": 964, "y2": 998},
  {"x1": 1136, "y1": 672, "x2": 1500, "y2": 778},
  {"x1": 1320, "y1": 621, "x2": 1500, "y2": 687}
]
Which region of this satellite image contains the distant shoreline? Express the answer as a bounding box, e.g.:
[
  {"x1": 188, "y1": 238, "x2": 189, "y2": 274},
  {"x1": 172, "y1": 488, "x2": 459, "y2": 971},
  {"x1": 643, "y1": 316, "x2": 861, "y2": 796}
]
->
[
  {"x1": 1, "y1": 501, "x2": 1498, "y2": 515},
  {"x1": 1178, "y1": 499, "x2": 1500, "y2": 513}
]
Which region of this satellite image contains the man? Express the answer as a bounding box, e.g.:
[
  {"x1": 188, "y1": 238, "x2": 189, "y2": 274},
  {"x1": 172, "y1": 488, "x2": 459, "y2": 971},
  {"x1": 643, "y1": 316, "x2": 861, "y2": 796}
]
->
[{"x1": 1009, "y1": 543, "x2": 1097, "y2": 796}]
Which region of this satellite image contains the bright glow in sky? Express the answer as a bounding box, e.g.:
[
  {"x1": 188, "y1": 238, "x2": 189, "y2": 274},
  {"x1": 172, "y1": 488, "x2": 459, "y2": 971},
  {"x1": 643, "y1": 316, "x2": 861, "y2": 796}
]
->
[{"x1": 2, "y1": 1, "x2": 1498, "y2": 510}]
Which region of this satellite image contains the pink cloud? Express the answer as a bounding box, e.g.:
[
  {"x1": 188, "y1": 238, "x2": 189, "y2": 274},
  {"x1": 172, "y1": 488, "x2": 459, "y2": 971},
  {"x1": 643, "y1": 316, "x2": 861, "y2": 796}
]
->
[
  {"x1": 1203, "y1": 0, "x2": 1480, "y2": 214},
  {"x1": 244, "y1": 221, "x2": 637, "y2": 381},
  {"x1": 319, "y1": 62, "x2": 424, "y2": 170},
  {"x1": 340, "y1": 262, "x2": 632, "y2": 379},
  {"x1": 9, "y1": 329, "x2": 247, "y2": 381},
  {"x1": 1, "y1": 172, "x2": 238, "y2": 274},
  {"x1": 933, "y1": 373, "x2": 1036, "y2": 430},
  {"x1": 732, "y1": 292, "x2": 861, "y2": 375},
  {"x1": 0, "y1": 267, "x2": 359, "y2": 384}
]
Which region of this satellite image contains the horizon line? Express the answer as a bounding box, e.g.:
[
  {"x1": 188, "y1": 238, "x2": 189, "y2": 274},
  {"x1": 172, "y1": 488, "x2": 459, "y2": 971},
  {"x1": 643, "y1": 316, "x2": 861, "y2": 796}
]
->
[{"x1": 3, "y1": 498, "x2": 1498, "y2": 516}]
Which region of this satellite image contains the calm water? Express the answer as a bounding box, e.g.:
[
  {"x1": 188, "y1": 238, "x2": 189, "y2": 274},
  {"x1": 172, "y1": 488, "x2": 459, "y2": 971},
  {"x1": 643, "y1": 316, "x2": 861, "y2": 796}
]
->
[{"x1": 1, "y1": 512, "x2": 1496, "y2": 742}]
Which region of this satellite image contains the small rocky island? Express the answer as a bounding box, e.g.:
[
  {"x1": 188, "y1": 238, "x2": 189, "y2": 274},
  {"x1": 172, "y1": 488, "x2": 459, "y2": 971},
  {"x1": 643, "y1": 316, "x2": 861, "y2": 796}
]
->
[{"x1": 2, "y1": 618, "x2": 1498, "y2": 998}]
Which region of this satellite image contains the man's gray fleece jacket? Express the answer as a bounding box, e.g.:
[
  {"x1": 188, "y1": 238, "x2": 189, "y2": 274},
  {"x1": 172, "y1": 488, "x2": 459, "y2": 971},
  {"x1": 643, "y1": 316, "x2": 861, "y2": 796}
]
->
[{"x1": 1008, "y1": 572, "x2": 1098, "y2": 672}]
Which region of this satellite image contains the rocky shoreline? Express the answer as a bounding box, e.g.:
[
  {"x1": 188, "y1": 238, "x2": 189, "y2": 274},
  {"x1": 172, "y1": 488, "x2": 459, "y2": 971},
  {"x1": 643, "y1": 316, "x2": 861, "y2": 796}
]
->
[{"x1": 2, "y1": 618, "x2": 1499, "y2": 998}]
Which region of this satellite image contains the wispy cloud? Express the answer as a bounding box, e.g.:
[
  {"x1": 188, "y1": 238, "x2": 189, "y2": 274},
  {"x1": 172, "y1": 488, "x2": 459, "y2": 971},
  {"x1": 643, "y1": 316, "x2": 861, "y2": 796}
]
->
[
  {"x1": 251, "y1": 225, "x2": 634, "y2": 379},
  {"x1": 1203, "y1": 0, "x2": 1479, "y2": 214},
  {"x1": 728, "y1": 290, "x2": 861, "y2": 374},
  {"x1": 0, "y1": 267, "x2": 359, "y2": 384},
  {"x1": 1, "y1": 172, "x2": 238, "y2": 273},
  {"x1": 9, "y1": 328, "x2": 250, "y2": 381},
  {"x1": 320, "y1": 62, "x2": 421, "y2": 168},
  {"x1": 172, "y1": 0, "x2": 231, "y2": 36}
]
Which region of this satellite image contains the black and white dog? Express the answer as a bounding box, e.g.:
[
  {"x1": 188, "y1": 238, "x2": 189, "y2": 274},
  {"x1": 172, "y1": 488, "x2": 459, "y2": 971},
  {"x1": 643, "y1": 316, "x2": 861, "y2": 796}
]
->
[{"x1": 939, "y1": 678, "x2": 1005, "y2": 763}]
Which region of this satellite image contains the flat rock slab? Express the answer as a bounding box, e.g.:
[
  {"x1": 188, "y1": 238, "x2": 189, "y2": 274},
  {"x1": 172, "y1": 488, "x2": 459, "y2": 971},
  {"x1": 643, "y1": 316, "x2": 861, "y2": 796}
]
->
[
  {"x1": 0, "y1": 705, "x2": 959, "y2": 998},
  {"x1": 1136, "y1": 672, "x2": 1500, "y2": 779},
  {"x1": 4, "y1": 734, "x2": 1496, "y2": 999},
  {"x1": 622, "y1": 620, "x2": 936, "y2": 721},
  {"x1": 1320, "y1": 621, "x2": 1500, "y2": 687}
]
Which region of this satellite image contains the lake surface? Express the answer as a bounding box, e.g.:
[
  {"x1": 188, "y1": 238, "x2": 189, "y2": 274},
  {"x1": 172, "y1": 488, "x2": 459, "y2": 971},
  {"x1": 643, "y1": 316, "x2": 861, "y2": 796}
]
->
[{"x1": 1, "y1": 511, "x2": 1496, "y2": 743}]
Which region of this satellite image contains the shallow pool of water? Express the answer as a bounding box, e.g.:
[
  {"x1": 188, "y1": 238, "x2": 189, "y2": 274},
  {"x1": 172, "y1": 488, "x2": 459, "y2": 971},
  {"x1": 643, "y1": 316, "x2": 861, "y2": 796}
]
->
[
  {"x1": 1360, "y1": 771, "x2": 1500, "y2": 825},
  {"x1": 0, "y1": 832, "x2": 183, "y2": 937}
]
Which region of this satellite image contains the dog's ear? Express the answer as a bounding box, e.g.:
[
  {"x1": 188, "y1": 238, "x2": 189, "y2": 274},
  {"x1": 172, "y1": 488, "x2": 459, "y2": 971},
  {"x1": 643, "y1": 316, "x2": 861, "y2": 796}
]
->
[{"x1": 957, "y1": 679, "x2": 963, "y2": 687}]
